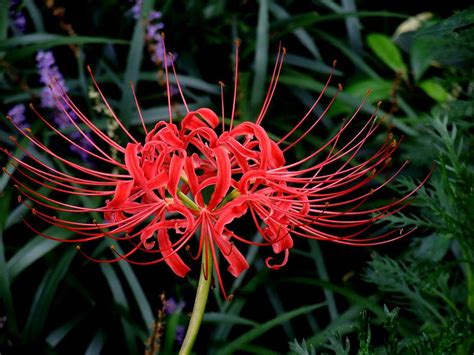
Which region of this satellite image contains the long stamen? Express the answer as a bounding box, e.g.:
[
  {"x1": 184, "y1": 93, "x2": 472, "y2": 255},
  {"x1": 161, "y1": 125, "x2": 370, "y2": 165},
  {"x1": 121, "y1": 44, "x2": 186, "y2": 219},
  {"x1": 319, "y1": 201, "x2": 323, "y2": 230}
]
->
[
  {"x1": 169, "y1": 52, "x2": 189, "y2": 113},
  {"x1": 130, "y1": 81, "x2": 148, "y2": 135},
  {"x1": 160, "y1": 33, "x2": 173, "y2": 123},
  {"x1": 219, "y1": 81, "x2": 225, "y2": 132}
]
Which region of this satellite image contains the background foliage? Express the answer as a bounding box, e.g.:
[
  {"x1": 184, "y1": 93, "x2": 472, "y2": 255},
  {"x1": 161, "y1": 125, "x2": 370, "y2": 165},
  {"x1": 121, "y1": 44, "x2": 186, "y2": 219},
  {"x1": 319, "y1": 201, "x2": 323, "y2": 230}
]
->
[{"x1": 1, "y1": 1, "x2": 473, "y2": 354}]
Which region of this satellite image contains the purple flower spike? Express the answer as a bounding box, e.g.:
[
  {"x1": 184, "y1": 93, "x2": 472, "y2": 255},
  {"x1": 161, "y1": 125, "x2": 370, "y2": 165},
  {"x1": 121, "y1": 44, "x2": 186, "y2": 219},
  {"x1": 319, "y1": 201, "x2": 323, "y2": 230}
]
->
[
  {"x1": 7, "y1": 104, "x2": 28, "y2": 130},
  {"x1": 36, "y1": 51, "x2": 68, "y2": 109},
  {"x1": 131, "y1": 0, "x2": 143, "y2": 19}
]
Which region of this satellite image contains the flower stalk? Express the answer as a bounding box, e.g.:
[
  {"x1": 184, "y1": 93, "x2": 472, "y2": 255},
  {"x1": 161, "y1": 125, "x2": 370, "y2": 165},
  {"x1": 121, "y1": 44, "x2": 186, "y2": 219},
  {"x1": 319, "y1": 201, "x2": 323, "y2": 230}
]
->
[{"x1": 179, "y1": 244, "x2": 213, "y2": 355}]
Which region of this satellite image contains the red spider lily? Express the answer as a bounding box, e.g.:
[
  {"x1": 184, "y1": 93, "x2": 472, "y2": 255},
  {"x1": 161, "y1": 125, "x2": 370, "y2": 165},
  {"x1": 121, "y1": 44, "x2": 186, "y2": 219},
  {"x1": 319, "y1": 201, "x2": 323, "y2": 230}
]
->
[{"x1": 2, "y1": 42, "x2": 429, "y2": 298}]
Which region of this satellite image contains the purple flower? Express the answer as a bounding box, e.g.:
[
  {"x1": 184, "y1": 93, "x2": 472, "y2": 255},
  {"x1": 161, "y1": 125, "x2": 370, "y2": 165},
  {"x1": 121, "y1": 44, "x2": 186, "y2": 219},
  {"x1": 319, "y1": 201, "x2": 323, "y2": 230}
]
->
[
  {"x1": 150, "y1": 36, "x2": 177, "y2": 68},
  {"x1": 146, "y1": 22, "x2": 165, "y2": 40},
  {"x1": 7, "y1": 104, "x2": 28, "y2": 129},
  {"x1": 148, "y1": 11, "x2": 162, "y2": 21},
  {"x1": 164, "y1": 298, "x2": 185, "y2": 314},
  {"x1": 35, "y1": 50, "x2": 92, "y2": 161},
  {"x1": 175, "y1": 325, "x2": 185, "y2": 345}
]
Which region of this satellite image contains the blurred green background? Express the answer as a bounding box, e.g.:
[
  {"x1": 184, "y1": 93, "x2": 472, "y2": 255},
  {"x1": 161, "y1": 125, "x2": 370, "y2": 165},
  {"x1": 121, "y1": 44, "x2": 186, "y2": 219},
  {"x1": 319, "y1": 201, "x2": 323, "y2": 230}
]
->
[{"x1": 1, "y1": 1, "x2": 473, "y2": 354}]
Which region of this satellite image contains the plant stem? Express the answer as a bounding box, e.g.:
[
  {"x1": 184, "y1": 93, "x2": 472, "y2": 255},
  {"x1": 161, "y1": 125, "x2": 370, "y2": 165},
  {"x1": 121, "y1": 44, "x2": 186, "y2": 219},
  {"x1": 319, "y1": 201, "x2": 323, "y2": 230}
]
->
[{"x1": 179, "y1": 247, "x2": 213, "y2": 355}]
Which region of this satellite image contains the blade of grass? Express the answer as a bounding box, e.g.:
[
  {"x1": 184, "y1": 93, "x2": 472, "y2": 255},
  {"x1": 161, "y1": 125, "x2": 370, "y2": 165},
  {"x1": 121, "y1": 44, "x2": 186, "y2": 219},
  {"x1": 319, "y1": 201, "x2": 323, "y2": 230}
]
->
[
  {"x1": 240, "y1": 344, "x2": 281, "y2": 355},
  {"x1": 269, "y1": 3, "x2": 321, "y2": 59},
  {"x1": 114, "y1": 243, "x2": 154, "y2": 328},
  {"x1": 84, "y1": 329, "x2": 106, "y2": 355},
  {"x1": 271, "y1": 11, "x2": 408, "y2": 34},
  {"x1": 203, "y1": 312, "x2": 258, "y2": 327},
  {"x1": 101, "y1": 264, "x2": 138, "y2": 355},
  {"x1": 23, "y1": 0, "x2": 45, "y2": 32},
  {"x1": 255, "y1": 259, "x2": 295, "y2": 339},
  {"x1": 341, "y1": 0, "x2": 363, "y2": 52},
  {"x1": 46, "y1": 313, "x2": 88, "y2": 347},
  {"x1": 7, "y1": 232, "x2": 67, "y2": 279},
  {"x1": 285, "y1": 277, "x2": 384, "y2": 318},
  {"x1": 3, "y1": 34, "x2": 128, "y2": 62},
  {"x1": 284, "y1": 54, "x2": 342, "y2": 76},
  {"x1": 119, "y1": 0, "x2": 156, "y2": 120},
  {"x1": 211, "y1": 270, "x2": 269, "y2": 343},
  {"x1": 314, "y1": 30, "x2": 378, "y2": 78},
  {"x1": 22, "y1": 249, "x2": 76, "y2": 342},
  {"x1": 0, "y1": 229, "x2": 18, "y2": 334},
  {"x1": 219, "y1": 302, "x2": 326, "y2": 354},
  {"x1": 163, "y1": 312, "x2": 180, "y2": 354},
  {"x1": 308, "y1": 241, "x2": 339, "y2": 320}
]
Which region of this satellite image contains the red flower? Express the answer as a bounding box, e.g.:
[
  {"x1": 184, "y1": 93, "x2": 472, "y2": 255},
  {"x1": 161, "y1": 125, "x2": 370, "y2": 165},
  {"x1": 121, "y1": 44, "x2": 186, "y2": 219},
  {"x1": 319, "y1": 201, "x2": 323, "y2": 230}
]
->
[{"x1": 2, "y1": 43, "x2": 428, "y2": 298}]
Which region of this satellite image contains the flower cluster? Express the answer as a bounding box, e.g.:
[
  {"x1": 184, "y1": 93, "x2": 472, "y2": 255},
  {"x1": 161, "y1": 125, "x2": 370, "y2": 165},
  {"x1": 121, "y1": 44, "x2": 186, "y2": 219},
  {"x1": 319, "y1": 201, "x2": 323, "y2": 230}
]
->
[
  {"x1": 35, "y1": 50, "x2": 93, "y2": 160},
  {"x1": 3, "y1": 44, "x2": 429, "y2": 298}
]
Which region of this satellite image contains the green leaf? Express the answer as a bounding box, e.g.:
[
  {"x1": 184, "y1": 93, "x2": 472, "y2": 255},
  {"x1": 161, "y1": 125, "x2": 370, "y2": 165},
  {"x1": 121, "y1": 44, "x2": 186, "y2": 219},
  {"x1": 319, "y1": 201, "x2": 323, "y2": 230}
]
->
[
  {"x1": 115, "y1": 244, "x2": 154, "y2": 327},
  {"x1": 271, "y1": 11, "x2": 408, "y2": 35},
  {"x1": 269, "y1": 3, "x2": 321, "y2": 59},
  {"x1": 250, "y1": 0, "x2": 269, "y2": 114},
  {"x1": 2, "y1": 34, "x2": 128, "y2": 61},
  {"x1": 0, "y1": 229, "x2": 18, "y2": 334},
  {"x1": 285, "y1": 277, "x2": 384, "y2": 318},
  {"x1": 346, "y1": 78, "x2": 393, "y2": 103},
  {"x1": 119, "y1": 0, "x2": 156, "y2": 120},
  {"x1": 101, "y1": 264, "x2": 138, "y2": 355},
  {"x1": 204, "y1": 312, "x2": 258, "y2": 327},
  {"x1": 314, "y1": 30, "x2": 379, "y2": 79},
  {"x1": 7, "y1": 233, "x2": 65, "y2": 279},
  {"x1": 46, "y1": 313, "x2": 87, "y2": 347},
  {"x1": 163, "y1": 312, "x2": 180, "y2": 354},
  {"x1": 410, "y1": 7, "x2": 474, "y2": 80},
  {"x1": 341, "y1": 0, "x2": 363, "y2": 51},
  {"x1": 284, "y1": 54, "x2": 342, "y2": 76},
  {"x1": 22, "y1": 249, "x2": 76, "y2": 341},
  {"x1": 419, "y1": 79, "x2": 450, "y2": 103},
  {"x1": 23, "y1": 0, "x2": 45, "y2": 32},
  {"x1": 84, "y1": 329, "x2": 106, "y2": 355},
  {"x1": 367, "y1": 33, "x2": 407, "y2": 77},
  {"x1": 410, "y1": 39, "x2": 434, "y2": 82},
  {"x1": 278, "y1": 70, "x2": 379, "y2": 116},
  {"x1": 219, "y1": 302, "x2": 326, "y2": 354}
]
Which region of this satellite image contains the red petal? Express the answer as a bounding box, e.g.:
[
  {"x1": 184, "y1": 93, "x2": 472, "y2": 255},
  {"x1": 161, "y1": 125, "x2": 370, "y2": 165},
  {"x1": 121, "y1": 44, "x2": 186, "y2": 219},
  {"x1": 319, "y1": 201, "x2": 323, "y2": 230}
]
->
[
  {"x1": 167, "y1": 152, "x2": 185, "y2": 197},
  {"x1": 208, "y1": 146, "x2": 231, "y2": 209},
  {"x1": 157, "y1": 229, "x2": 190, "y2": 277},
  {"x1": 181, "y1": 108, "x2": 219, "y2": 132},
  {"x1": 213, "y1": 232, "x2": 249, "y2": 277},
  {"x1": 124, "y1": 143, "x2": 147, "y2": 186}
]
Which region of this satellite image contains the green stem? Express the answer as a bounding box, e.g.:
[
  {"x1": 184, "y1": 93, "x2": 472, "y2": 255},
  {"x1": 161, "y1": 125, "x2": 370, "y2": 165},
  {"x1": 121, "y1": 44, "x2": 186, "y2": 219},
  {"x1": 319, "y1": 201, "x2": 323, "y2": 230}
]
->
[
  {"x1": 177, "y1": 190, "x2": 200, "y2": 212},
  {"x1": 179, "y1": 248, "x2": 213, "y2": 355}
]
